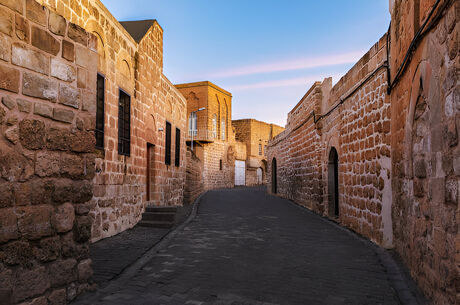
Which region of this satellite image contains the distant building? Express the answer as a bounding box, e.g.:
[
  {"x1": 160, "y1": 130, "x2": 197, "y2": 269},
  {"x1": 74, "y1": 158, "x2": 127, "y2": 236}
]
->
[{"x1": 232, "y1": 119, "x2": 284, "y2": 186}]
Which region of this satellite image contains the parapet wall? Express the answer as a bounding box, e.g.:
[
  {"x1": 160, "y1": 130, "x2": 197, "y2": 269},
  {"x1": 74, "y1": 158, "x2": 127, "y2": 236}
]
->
[{"x1": 0, "y1": 0, "x2": 98, "y2": 303}]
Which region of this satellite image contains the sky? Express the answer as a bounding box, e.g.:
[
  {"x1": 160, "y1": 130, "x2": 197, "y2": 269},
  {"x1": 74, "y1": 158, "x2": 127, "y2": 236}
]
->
[{"x1": 100, "y1": 0, "x2": 390, "y2": 127}]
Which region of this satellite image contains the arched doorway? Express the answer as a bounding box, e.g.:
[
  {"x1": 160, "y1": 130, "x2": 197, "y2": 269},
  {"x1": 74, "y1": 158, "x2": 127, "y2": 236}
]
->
[
  {"x1": 328, "y1": 148, "x2": 339, "y2": 217},
  {"x1": 271, "y1": 158, "x2": 277, "y2": 193}
]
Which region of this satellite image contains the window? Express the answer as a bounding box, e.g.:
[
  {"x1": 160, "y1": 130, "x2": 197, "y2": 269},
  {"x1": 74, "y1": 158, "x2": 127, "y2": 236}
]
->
[
  {"x1": 118, "y1": 90, "x2": 130, "y2": 156},
  {"x1": 175, "y1": 128, "x2": 180, "y2": 167},
  {"x1": 219, "y1": 159, "x2": 222, "y2": 170},
  {"x1": 259, "y1": 143, "x2": 262, "y2": 156},
  {"x1": 221, "y1": 119, "x2": 225, "y2": 140},
  {"x1": 95, "y1": 74, "x2": 105, "y2": 149},
  {"x1": 165, "y1": 121, "x2": 171, "y2": 165},
  {"x1": 189, "y1": 112, "x2": 197, "y2": 136},
  {"x1": 212, "y1": 114, "x2": 217, "y2": 139}
]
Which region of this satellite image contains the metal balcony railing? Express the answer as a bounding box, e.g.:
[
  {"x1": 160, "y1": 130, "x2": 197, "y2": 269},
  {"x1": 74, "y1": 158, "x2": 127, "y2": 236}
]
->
[{"x1": 187, "y1": 129, "x2": 218, "y2": 142}]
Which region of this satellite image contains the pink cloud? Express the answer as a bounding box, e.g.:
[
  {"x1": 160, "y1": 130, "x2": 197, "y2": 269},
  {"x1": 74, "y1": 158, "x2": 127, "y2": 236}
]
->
[{"x1": 209, "y1": 51, "x2": 365, "y2": 78}]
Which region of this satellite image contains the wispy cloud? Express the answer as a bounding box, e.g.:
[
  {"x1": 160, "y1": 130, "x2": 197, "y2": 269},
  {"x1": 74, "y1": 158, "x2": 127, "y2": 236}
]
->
[
  {"x1": 208, "y1": 51, "x2": 365, "y2": 79},
  {"x1": 228, "y1": 73, "x2": 344, "y2": 91}
]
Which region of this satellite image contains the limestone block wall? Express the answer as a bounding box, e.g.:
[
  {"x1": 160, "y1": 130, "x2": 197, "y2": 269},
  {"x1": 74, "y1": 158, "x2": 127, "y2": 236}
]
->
[
  {"x1": 389, "y1": 0, "x2": 458, "y2": 303},
  {"x1": 184, "y1": 147, "x2": 204, "y2": 204},
  {"x1": 202, "y1": 141, "x2": 234, "y2": 190},
  {"x1": 0, "y1": 0, "x2": 97, "y2": 303}
]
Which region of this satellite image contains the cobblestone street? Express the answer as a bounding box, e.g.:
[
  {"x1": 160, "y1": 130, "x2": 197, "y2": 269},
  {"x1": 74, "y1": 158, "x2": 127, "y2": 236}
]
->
[{"x1": 72, "y1": 187, "x2": 419, "y2": 305}]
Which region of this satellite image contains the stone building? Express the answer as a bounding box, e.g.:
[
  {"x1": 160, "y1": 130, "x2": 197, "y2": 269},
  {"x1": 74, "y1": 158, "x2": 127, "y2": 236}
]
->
[
  {"x1": 266, "y1": 0, "x2": 459, "y2": 304},
  {"x1": 0, "y1": 0, "x2": 187, "y2": 303},
  {"x1": 232, "y1": 119, "x2": 284, "y2": 186},
  {"x1": 176, "y1": 81, "x2": 244, "y2": 190},
  {"x1": 34, "y1": 0, "x2": 188, "y2": 243}
]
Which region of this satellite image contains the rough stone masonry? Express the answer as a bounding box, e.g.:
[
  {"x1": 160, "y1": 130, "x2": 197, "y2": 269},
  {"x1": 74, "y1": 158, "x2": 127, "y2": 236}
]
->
[{"x1": 266, "y1": 0, "x2": 459, "y2": 304}]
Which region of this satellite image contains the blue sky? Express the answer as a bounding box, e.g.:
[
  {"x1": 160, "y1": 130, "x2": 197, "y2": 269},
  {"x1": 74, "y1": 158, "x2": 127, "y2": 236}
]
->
[{"x1": 101, "y1": 0, "x2": 390, "y2": 126}]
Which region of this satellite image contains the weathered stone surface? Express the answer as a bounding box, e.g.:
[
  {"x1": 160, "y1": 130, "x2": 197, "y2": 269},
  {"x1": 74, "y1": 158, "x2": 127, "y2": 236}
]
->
[
  {"x1": 16, "y1": 99, "x2": 32, "y2": 113},
  {"x1": 31, "y1": 26, "x2": 60, "y2": 56},
  {"x1": 5, "y1": 116, "x2": 16, "y2": 126},
  {"x1": 34, "y1": 102, "x2": 53, "y2": 119},
  {"x1": 77, "y1": 67, "x2": 87, "y2": 89},
  {"x1": 70, "y1": 131, "x2": 95, "y2": 152},
  {"x1": 0, "y1": 240, "x2": 33, "y2": 266},
  {"x1": 77, "y1": 259, "x2": 92, "y2": 282},
  {"x1": 75, "y1": 44, "x2": 97, "y2": 69},
  {"x1": 33, "y1": 236, "x2": 60, "y2": 262},
  {"x1": 68, "y1": 23, "x2": 88, "y2": 46},
  {"x1": 71, "y1": 180, "x2": 93, "y2": 203},
  {"x1": 49, "y1": 11, "x2": 66, "y2": 36},
  {"x1": 4, "y1": 126, "x2": 18, "y2": 144},
  {"x1": 0, "y1": 149, "x2": 34, "y2": 181},
  {"x1": 19, "y1": 119, "x2": 45, "y2": 150},
  {"x1": 0, "y1": 208, "x2": 17, "y2": 243},
  {"x1": 51, "y1": 58, "x2": 76, "y2": 82},
  {"x1": 14, "y1": 179, "x2": 53, "y2": 207},
  {"x1": 73, "y1": 216, "x2": 92, "y2": 243},
  {"x1": 59, "y1": 84, "x2": 80, "y2": 108},
  {"x1": 0, "y1": 34, "x2": 11, "y2": 61},
  {"x1": 46, "y1": 127, "x2": 71, "y2": 151},
  {"x1": 0, "y1": 105, "x2": 5, "y2": 124},
  {"x1": 0, "y1": 63, "x2": 20, "y2": 93},
  {"x1": 48, "y1": 289, "x2": 66, "y2": 305},
  {"x1": 35, "y1": 151, "x2": 60, "y2": 177},
  {"x1": 13, "y1": 43, "x2": 49, "y2": 74},
  {"x1": 17, "y1": 205, "x2": 53, "y2": 240},
  {"x1": 2, "y1": 95, "x2": 15, "y2": 109},
  {"x1": 0, "y1": 6, "x2": 13, "y2": 36},
  {"x1": 18, "y1": 296, "x2": 48, "y2": 305},
  {"x1": 53, "y1": 107, "x2": 75, "y2": 123},
  {"x1": 52, "y1": 202, "x2": 75, "y2": 233},
  {"x1": 60, "y1": 154, "x2": 83, "y2": 179},
  {"x1": 0, "y1": 0, "x2": 24, "y2": 14},
  {"x1": 26, "y1": 0, "x2": 46, "y2": 26},
  {"x1": 52, "y1": 179, "x2": 73, "y2": 204},
  {"x1": 62, "y1": 40, "x2": 75, "y2": 62},
  {"x1": 23, "y1": 72, "x2": 58, "y2": 101},
  {"x1": 13, "y1": 266, "x2": 50, "y2": 302},
  {"x1": 49, "y1": 259, "x2": 77, "y2": 287},
  {"x1": 0, "y1": 182, "x2": 14, "y2": 208},
  {"x1": 15, "y1": 14, "x2": 29, "y2": 42}
]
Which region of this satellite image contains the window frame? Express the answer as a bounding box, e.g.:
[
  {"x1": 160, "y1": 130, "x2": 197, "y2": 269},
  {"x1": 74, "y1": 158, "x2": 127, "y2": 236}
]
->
[
  {"x1": 175, "y1": 127, "x2": 181, "y2": 167},
  {"x1": 165, "y1": 121, "x2": 172, "y2": 165},
  {"x1": 118, "y1": 88, "x2": 131, "y2": 156},
  {"x1": 95, "y1": 73, "x2": 105, "y2": 150}
]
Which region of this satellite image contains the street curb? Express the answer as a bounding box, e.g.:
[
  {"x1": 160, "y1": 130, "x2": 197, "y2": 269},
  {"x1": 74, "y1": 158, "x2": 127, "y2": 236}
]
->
[
  {"x1": 280, "y1": 195, "x2": 427, "y2": 305},
  {"x1": 71, "y1": 192, "x2": 205, "y2": 304}
]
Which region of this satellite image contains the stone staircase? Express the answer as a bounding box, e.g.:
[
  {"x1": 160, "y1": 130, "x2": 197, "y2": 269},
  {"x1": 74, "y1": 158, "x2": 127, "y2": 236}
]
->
[{"x1": 138, "y1": 206, "x2": 178, "y2": 228}]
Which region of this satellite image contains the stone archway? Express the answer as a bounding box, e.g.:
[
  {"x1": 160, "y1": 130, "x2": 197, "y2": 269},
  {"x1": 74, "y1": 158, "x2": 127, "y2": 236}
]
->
[{"x1": 328, "y1": 147, "x2": 339, "y2": 217}]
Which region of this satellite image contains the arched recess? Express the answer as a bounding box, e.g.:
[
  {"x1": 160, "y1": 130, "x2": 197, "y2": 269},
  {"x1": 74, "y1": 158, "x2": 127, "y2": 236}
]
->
[
  {"x1": 328, "y1": 147, "x2": 339, "y2": 217},
  {"x1": 84, "y1": 20, "x2": 106, "y2": 72},
  {"x1": 271, "y1": 158, "x2": 277, "y2": 194},
  {"x1": 116, "y1": 49, "x2": 133, "y2": 87},
  {"x1": 145, "y1": 113, "x2": 157, "y2": 144}
]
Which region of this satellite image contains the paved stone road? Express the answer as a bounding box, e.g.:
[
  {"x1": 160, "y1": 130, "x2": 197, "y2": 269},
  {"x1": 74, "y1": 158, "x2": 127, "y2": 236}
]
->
[{"x1": 74, "y1": 187, "x2": 403, "y2": 305}]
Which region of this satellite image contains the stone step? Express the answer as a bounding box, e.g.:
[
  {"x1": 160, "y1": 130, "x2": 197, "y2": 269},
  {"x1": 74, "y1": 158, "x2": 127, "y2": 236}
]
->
[
  {"x1": 142, "y1": 212, "x2": 176, "y2": 222},
  {"x1": 145, "y1": 206, "x2": 177, "y2": 213},
  {"x1": 137, "y1": 220, "x2": 174, "y2": 229}
]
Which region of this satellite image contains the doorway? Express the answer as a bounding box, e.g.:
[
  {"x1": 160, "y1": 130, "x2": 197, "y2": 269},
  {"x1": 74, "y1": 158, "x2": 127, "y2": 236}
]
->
[
  {"x1": 256, "y1": 168, "x2": 263, "y2": 184},
  {"x1": 328, "y1": 147, "x2": 339, "y2": 217},
  {"x1": 271, "y1": 158, "x2": 277, "y2": 193},
  {"x1": 235, "y1": 160, "x2": 246, "y2": 186}
]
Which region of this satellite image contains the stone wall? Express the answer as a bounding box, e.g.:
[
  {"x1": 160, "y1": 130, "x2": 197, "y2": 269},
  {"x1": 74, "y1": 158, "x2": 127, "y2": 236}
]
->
[
  {"x1": 388, "y1": 0, "x2": 458, "y2": 303},
  {"x1": 36, "y1": 0, "x2": 187, "y2": 243},
  {"x1": 0, "y1": 0, "x2": 97, "y2": 303},
  {"x1": 266, "y1": 0, "x2": 458, "y2": 303},
  {"x1": 184, "y1": 147, "x2": 203, "y2": 204}
]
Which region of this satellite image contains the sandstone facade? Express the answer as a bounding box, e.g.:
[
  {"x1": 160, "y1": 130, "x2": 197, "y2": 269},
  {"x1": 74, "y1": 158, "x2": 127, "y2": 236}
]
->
[
  {"x1": 176, "y1": 82, "x2": 244, "y2": 191},
  {"x1": 266, "y1": 0, "x2": 459, "y2": 303},
  {"x1": 0, "y1": 1, "x2": 97, "y2": 303},
  {"x1": 232, "y1": 119, "x2": 284, "y2": 186},
  {"x1": 36, "y1": 0, "x2": 187, "y2": 243}
]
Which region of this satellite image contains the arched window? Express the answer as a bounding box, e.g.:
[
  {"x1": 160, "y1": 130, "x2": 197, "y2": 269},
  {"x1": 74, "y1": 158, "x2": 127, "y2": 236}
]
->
[
  {"x1": 212, "y1": 114, "x2": 217, "y2": 139},
  {"x1": 221, "y1": 119, "x2": 226, "y2": 140},
  {"x1": 328, "y1": 147, "x2": 339, "y2": 217},
  {"x1": 189, "y1": 112, "x2": 197, "y2": 136}
]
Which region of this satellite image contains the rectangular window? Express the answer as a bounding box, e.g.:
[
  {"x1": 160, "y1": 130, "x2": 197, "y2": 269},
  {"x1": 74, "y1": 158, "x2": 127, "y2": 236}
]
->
[
  {"x1": 259, "y1": 144, "x2": 262, "y2": 156},
  {"x1": 175, "y1": 128, "x2": 180, "y2": 167},
  {"x1": 95, "y1": 74, "x2": 105, "y2": 149},
  {"x1": 189, "y1": 113, "x2": 197, "y2": 136},
  {"x1": 165, "y1": 121, "x2": 171, "y2": 165},
  {"x1": 219, "y1": 159, "x2": 222, "y2": 170},
  {"x1": 118, "y1": 90, "x2": 131, "y2": 156}
]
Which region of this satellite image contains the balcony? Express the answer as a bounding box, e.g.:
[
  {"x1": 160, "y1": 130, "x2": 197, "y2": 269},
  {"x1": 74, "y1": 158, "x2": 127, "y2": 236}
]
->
[{"x1": 187, "y1": 129, "x2": 218, "y2": 143}]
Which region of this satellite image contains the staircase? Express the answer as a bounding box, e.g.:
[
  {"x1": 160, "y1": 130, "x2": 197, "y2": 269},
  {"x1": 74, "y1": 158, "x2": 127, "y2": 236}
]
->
[{"x1": 138, "y1": 206, "x2": 177, "y2": 228}]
